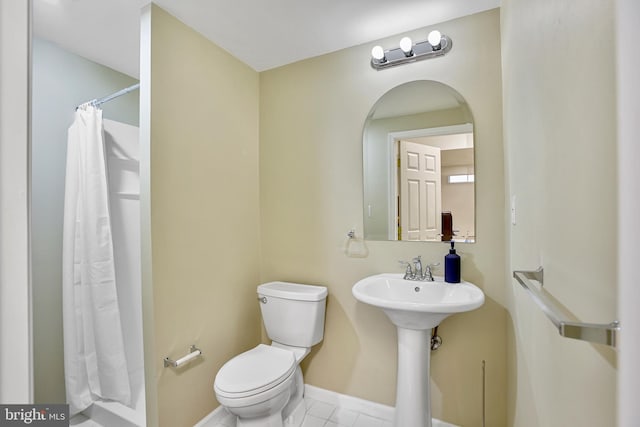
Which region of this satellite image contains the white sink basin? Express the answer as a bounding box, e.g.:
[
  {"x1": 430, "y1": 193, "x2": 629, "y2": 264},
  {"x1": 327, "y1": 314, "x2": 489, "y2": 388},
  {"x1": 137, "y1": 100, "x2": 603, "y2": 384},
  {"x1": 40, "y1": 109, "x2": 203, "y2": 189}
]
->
[{"x1": 352, "y1": 273, "x2": 484, "y2": 329}]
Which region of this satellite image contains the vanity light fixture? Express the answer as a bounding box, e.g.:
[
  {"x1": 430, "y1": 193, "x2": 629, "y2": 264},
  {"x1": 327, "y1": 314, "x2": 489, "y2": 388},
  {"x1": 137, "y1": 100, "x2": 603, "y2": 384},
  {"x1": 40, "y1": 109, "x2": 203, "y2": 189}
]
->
[
  {"x1": 399, "y1": 36, "x2": 413, "y2": 56},
  {"x1": 371, "y1": 45, "x2": 386, "y2": 63},
  {"x1": 427, "y1": 30, "x2": 442, "y2": 50},
  {"x1": 370, "y1": 30, "x2": 452, "y2": 70}
]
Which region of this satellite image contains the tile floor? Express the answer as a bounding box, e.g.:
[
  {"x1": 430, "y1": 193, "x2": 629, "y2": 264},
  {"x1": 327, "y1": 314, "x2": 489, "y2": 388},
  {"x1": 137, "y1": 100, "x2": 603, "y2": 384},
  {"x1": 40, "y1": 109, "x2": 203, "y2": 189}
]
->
[
  {"x1": 208, "y1": 397, "x2": 393, "y2": 427},
  {"x1": 300, "y1": 397, "x2": 393, "y2": 427}
]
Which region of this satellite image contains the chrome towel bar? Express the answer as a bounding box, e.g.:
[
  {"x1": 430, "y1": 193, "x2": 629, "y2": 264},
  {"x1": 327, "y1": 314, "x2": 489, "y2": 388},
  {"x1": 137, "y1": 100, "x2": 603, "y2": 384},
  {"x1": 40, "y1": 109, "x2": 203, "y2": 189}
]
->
[
  {"x1": 164, "y1": 345, "x2": 202, "y2": 368},
  {"x1": 513, "y1": 267, "x2": 619, "y2": 348}
]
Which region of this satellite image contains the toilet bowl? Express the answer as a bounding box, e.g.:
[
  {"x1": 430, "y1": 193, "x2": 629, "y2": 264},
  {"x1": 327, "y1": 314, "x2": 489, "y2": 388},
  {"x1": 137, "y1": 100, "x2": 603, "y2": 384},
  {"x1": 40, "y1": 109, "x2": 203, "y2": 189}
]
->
[
  {"x1": 214, "y1": 282, "x2": 327, "y2": 427},
  {"x1": 214, "y1": 344, "x2": 299, "y2": 427}
]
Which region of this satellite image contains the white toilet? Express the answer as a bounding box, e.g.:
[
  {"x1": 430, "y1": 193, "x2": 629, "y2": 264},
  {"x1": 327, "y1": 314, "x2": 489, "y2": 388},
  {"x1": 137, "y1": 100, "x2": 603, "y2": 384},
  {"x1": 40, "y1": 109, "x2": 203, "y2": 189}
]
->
[{"x1": 214, "y1": 281, "x2": 328, "y2": 427}]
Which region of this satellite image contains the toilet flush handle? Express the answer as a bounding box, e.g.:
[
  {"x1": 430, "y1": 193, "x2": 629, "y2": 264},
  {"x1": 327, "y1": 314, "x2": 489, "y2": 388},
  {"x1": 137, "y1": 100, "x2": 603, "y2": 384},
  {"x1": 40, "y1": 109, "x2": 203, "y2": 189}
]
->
[{"x1": 257, "y1": 296, "x2": 267, "y2": 304}]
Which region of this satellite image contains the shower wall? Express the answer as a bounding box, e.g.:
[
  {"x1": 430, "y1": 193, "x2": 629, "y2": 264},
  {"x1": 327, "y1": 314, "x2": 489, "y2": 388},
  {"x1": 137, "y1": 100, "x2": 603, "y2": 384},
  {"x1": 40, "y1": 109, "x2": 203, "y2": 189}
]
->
[
  {"x1": 31, "y1": 37, "x2": 139, "y2": 404},
  {"x1": 104, "y1": 119, "x2": 144, "y2": 405}
]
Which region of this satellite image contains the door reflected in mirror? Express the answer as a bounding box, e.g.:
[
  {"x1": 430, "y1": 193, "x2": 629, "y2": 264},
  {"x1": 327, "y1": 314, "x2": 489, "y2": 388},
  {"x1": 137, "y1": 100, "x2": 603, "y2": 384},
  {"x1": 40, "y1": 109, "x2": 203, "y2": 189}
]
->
[{"x1": 362, "y1": 81, "x2": 475, "y2": 243}]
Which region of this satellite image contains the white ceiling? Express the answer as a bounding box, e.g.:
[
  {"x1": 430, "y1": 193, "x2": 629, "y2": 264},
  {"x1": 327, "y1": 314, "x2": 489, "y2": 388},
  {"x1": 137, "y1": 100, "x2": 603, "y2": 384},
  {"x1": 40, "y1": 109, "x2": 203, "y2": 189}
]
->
[{"x1": 33, "y1": 0, "x2": 500, "y2": 77}]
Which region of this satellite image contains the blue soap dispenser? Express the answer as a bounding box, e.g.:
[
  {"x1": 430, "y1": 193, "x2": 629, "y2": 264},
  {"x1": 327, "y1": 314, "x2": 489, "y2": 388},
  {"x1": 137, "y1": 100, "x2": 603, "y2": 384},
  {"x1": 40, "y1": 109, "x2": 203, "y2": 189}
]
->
[{"x1": 445, "y1": 241, "x2": 461, "y2": 283}]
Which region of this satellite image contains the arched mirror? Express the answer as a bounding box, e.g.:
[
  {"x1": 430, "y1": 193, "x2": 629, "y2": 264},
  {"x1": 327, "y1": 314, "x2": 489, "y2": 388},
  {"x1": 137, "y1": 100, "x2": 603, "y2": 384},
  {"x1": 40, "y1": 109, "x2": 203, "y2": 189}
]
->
[{"x1": 362, "y1": 80, "x2": 475, "y2": 242}]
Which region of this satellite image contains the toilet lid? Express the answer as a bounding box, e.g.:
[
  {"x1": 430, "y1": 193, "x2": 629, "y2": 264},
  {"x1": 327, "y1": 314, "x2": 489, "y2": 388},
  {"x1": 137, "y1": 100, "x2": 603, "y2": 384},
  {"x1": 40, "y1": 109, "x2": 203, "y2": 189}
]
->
[{"x1": 214, "y1": 344, "x2": 296, "y2": 397}]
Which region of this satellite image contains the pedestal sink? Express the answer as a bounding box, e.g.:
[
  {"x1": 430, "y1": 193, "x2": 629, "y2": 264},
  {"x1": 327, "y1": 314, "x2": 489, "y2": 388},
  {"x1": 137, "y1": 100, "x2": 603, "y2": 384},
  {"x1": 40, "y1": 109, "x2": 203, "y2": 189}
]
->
[{"x1": 352, "y1": 273, "x2": 484, "y2": 427}]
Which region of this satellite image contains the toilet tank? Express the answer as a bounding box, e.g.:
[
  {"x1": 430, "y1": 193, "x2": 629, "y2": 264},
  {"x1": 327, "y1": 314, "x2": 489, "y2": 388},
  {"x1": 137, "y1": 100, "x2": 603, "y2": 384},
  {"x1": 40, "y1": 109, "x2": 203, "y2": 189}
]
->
[{"x1": 257, "y1": 282, "x2": 328, "y2": 348}]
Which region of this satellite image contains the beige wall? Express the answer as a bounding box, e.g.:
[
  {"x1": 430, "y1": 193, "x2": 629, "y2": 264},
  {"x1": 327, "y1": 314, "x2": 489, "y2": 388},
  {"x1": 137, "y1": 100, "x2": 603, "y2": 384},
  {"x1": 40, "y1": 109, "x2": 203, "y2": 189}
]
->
[
  {"x1": 260, "y1": 9, "x2": 506, "y2": 427},
  {"x1": 501, "y1": 0, "x2": 617, "y2": 426},
  {"x1": 144, "y1": 5, "x2": 261, "y2": 426}
]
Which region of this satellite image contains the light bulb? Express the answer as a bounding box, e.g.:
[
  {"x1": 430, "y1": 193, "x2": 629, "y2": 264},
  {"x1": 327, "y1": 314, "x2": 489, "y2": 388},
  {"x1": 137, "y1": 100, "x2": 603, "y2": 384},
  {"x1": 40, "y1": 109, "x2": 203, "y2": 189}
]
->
[
  {"x1": 371, "y1": 45, "x2": 385, "y2": 61},
  {"x1": 399, "y1": 37, "x2": 413, "y2": 55},
  {"x1": 428, "y1": 30, "x2": 442, "y2": 48}
]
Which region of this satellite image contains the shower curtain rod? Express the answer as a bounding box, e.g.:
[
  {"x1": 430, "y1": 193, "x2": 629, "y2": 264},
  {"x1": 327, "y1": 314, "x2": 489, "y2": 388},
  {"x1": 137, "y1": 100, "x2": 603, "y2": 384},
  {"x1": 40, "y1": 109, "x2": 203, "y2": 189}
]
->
[{"x1": 76, "y1": 83, "x2": 140, "y2": 110}]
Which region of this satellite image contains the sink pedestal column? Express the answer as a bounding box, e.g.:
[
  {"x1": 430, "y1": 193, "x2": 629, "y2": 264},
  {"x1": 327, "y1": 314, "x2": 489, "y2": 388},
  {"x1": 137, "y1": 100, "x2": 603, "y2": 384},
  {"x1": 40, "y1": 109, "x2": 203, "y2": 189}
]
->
[{"x1": 394, "y1": 327, "x2": 432, "y2": 427}]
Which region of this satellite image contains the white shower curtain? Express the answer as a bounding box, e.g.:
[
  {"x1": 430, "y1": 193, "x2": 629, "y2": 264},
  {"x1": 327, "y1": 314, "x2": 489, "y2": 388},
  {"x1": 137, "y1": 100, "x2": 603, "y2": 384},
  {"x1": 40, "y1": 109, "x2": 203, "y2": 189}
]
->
[{"x1": 62, "y1": 105, "x2": 131, "y2": 416}]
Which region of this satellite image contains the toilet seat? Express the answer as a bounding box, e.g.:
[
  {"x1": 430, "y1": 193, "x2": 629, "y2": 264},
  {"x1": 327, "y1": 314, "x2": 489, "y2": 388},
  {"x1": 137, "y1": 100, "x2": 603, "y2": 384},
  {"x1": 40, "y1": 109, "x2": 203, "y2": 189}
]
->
[{"x1": 214, "y1": 344, "x2": 296, "y2": 399}]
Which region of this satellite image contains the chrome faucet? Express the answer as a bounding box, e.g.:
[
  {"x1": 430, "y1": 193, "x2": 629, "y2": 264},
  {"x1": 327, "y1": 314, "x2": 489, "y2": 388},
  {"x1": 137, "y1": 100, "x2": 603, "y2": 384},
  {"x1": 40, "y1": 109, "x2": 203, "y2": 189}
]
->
[
  {"x1": 423, "y1": 264, "x2": 435, "y2": 281},
  {"x1": 400, "y1": 257, "x2": 439, "y2": 281},
  {"x1": 402, "y1": 262, "x2": 413, "y2": 280},
  {"x1": 412, "y1": 256, "x2": 423, "y2": 279}
]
